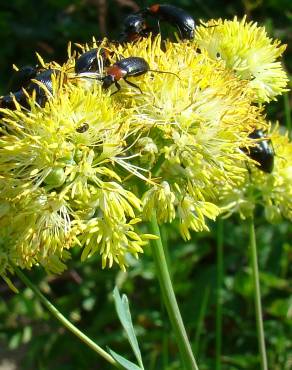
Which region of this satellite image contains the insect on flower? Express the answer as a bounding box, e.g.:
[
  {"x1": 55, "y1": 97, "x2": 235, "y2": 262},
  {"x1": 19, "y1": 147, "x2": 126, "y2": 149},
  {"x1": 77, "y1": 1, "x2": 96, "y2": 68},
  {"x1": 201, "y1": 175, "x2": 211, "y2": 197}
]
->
[
  {"x1": 7, "y1": 65, "x2": 38, "y2": 92},
  {"x1": 0, "y1": 69, "x2": 62, "y2": 110},
  {"x1": 0, "y1": 90, "x2": 30, "y2": 111},
  {"x1": 120, "y1": 14, "x2": 153, "y2": 42},
  {"x1": 76, "y1": 122, "x2": 89, "y2": 133},
  {"x1": 100, "y1": 56, "x2": 179, "y2": 95},
  {"x1": 0, "y1": 65, "x2": 39, "y2": 111},
  {"x1": 138, "y1": 3, "x2": 196, "y2": 40},
  {"x1": 244, "y1": 129, "x2": 275, "y2": 173},
  {"x1": 29, "y1": 69, "x2": 63, "y2": 106},
  {"x1": 100, "y1": 56, "x2": 149, "y2": 94},
  {"x1": 75, "y1": 48, "x2": 112, "y2": 74}
]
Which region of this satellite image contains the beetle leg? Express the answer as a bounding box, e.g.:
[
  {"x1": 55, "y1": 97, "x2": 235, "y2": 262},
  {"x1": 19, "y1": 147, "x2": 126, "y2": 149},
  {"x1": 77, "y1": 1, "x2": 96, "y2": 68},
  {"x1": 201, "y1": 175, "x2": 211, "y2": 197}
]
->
[
  {"x1": 123, "y1": 78, "x2": 143, "y2": 94},
  {"x1": 157, "y1": 19, "x2": 161, "y2": 35},
  {"x1": 110, "y1": 81, "x2": 121, "y2": 96},
  {"x1": 176, "y1": 26, "x2": 183, "y2": 39}
]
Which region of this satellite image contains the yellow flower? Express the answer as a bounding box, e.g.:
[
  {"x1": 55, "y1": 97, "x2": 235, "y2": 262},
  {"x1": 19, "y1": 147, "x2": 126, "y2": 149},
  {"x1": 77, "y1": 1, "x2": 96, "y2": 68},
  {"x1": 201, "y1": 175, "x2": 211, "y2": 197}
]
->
[
  {"x1": 117, "y1": 36, "x2": 265, "y2": 235},
  {"x1": 178, "y1": 196, "x2": 220, "y2": 240},
  {"x1": 78, "y1": 217, "x2": 153, "y2": 271},
  {"x1": 195, "y1": 17, "x2": 288, "y2": 102},
  {"x1": 0, "y1": 190, "x2": 74, "y2": 272},
  {"x1": 259, "y1": 129, "x2": 292, "y2": 222},
  {"x1": 0, "y1": 80, "x2": 148, "y2": 272},
  {"x1": 220, "y1": 126, "x2": 292, "y2": 222},
  {"x1": 142, "y1": 181, "x2": 176, "y2": 224},
  {"x1": 0, "y1": 28, "x2": 288, "y2": 274}
]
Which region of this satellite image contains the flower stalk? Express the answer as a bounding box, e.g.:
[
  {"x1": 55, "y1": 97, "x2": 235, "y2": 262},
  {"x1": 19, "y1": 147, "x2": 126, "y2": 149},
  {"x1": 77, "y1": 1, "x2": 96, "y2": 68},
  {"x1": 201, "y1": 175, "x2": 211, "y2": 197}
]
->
[
  {"x1": 14, "y1": 266, "x2": 119, "y2": 368},
  {"x1": 216, "y1": 218, "x2": 224, "y2": 370},
  {"x1": 248, "y1": 216, "x2": 268, "y2": 370},
  {"x1": 149, "y1": 212, "x2": 199, "y2": 370}
]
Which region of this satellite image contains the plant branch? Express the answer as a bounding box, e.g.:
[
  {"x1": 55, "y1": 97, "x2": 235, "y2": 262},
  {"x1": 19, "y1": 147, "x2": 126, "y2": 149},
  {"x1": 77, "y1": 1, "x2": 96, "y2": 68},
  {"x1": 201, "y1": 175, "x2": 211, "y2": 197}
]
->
[
  {"x1": 248, "y1": 216, "x2": 268, "y2": 370},
  {"x1": 216, "y1": 218, "x2": 224, "y2": 370},
  {"x1": 13, "y1": 266, "x2": 119, "y2": 368},
  {"x1": 149, "y1": 213, "x2": 199, "y2": 370}
]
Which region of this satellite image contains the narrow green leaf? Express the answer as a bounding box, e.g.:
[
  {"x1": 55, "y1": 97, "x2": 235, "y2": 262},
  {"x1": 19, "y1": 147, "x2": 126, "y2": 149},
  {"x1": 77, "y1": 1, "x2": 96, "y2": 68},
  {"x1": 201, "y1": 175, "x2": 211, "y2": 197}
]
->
[
  {"x1": 2, "y1": 275, "x2": 19, "y2": 293},
  {"x1": 108, "y1": 348, "x2": 142, "y2": 370},
  {"x1": 113, "y1": 287, "x2": 144, "y2": 368}
]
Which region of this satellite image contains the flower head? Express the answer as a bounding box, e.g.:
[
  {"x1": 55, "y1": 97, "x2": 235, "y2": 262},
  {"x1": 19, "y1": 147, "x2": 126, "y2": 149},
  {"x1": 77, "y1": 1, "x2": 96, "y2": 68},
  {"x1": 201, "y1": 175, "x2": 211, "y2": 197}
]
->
[
  {"x1": 220, "y1": 126, "x2": 292, "y2": 222},
  {"x1": 0, "y1": 23, "x2": 289, "y2": 274},
  {"x1": 195, "y1": 17, "x2": 288, "y2": 102}
]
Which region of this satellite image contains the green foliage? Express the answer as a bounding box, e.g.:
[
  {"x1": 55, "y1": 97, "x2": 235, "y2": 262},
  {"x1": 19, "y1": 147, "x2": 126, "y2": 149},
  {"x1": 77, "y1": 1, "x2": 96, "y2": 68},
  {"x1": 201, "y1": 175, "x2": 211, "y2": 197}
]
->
[
  {"x1": 108, "y1": 349, "x2": 142, "y2": 370},
  {"x1": 1, "y1": 218, "x2": 291, "y2": 369},
  {"x1": 112, "y1": 287, "x2": 144, "y2": 369}
]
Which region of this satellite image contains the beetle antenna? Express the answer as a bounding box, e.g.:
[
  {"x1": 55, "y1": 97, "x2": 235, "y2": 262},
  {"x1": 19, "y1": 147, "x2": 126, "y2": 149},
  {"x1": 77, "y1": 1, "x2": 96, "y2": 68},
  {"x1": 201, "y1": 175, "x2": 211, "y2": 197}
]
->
[
  {"x1": 148, "y1": 69, "x2": 180, "y2": 80},
  {"x1": 157, "y1": 19, "x2": 162, "y2": 36},
  {"x1": 73, "y1": 72, "x2": 103, "y2": 80}
]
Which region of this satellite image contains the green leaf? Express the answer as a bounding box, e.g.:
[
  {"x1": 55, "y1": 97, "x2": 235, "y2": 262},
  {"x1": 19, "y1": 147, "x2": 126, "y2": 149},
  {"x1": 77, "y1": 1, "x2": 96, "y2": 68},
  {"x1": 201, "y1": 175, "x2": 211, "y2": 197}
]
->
[
  {"x1": 108, "y1": 348, "x2": 142, "y2": 370},
  {"x1": 267, "y1": 297, "x2": 292, "y2": 319},
  {"x1": 113, "y1": 287, "x2": 144, "y2": 369},
  {"x1": 260, "y1": 271, "x2": 289, "y2": 290},
  {"x1": 2, "y1": 275, "x2": 19, "y2": 293}
]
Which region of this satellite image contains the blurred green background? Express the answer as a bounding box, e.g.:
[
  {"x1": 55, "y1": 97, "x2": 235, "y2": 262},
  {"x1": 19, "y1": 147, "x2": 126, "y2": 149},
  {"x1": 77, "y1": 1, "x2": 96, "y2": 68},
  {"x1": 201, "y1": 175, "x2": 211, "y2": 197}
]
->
[{"x1": 0, "y1": 1, "x2": 291, "y2": 369}]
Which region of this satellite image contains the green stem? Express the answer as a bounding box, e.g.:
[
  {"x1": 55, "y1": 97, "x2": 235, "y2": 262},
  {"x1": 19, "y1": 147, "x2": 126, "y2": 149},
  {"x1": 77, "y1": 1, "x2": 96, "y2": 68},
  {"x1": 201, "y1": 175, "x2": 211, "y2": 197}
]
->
[
  {"x1": 13, "y1": 266, "x2": 119, "y2": 368},
  {"x1": 215, "y1": 218, "x2": 224, "y2": 370},
  {"x1": 149, "y1": 213, "x2": 199, "y2": 370},
  {"x1": 193, "y1": 285, "x2": 210, "y2": 356},
  {"x1": 248, "y1": 216, "x2": 268, "y2": 370}
]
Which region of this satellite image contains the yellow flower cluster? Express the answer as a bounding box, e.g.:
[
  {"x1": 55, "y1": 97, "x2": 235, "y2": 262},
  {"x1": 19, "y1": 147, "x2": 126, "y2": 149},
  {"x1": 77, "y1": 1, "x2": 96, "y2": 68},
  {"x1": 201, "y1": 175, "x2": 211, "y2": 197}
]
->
[
  {"x1": 220, "y1": 127, "x2": 292, "y2": 222},
  {"x1": 0, "y1": 17, "x2": 290, "y2": 276},
  {"x1": 195, "y1": 16, "x2": 288, "y2": 102}
]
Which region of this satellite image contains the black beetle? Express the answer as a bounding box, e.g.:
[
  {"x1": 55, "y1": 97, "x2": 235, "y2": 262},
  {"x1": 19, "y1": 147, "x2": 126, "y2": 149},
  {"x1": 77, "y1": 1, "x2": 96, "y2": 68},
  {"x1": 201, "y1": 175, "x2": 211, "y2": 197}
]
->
[
  {"x1": 1, "y1": 65, "x2": 39, "y2": 111},
  {"x1": 7, "y1": 65, "x2": 38, "y2": 92},
  {"x1": 75, "y1": 48, "x2": 111, "y2": 74},
  {"x1": 0, "y1": 69, "x2": 62, "y2": 110},
  {"x1": 140, "y1": 3, "x2": 195, "y2": 40},
  {"x1": 76, "y1": 122, "x2": 89, "y2": 133},
  {"x1": 244, "y1": 129, "x2": 274, "y2": 173},
  {"x1": 120, "y1": 14, "x2": 152, "y2": 42},
  {"x1": 28, "y1": 69, "x2": 62, "y2": 106},
  {"x1": 0, "y1": 90, "x2": 30, "y2": 110},
  {"x1": 101, "y1": 57, "x2": 149, "y2": 94},
  {"x1": 100, "y1": 56, "x2": 179, "y2": 95}
]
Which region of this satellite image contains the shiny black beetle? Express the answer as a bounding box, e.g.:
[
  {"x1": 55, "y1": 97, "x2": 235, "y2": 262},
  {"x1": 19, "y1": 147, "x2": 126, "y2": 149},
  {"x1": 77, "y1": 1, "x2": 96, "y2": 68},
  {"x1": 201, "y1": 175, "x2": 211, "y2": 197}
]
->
[
  {"x1": 139, "y1": 3, "x2": 195, "y2": 40},
  {"x1": 76, "y1": 122, "x2": 89, "y2": 133},
  {"x1": 120, "y1": 14, "x2": 152, "y2": 42},
  {"x1": 0, "y1": 90, "x2": 30, "y2": 110},
  {"x1": 7, "y1": 65, "x2": 38, "y2": 92},
  {"x1": 244, "y1": 129, "x2": 274, "y2": 173},
  {"x1": 1, "y1": 65, "x2": 39, "y2": 110},
  {"x1": 0, "y1": 69, "x2": 61, "y2": 110},
  {"x1": 101, "y1": 57, "x2": 150, "y2": 94},
  {"x1": 100, "y1": 56, "x2": 179, "y2": 95},
  {"x1": 75, "y1": 48, "x2": 111, "y2": 74},
  {"x1": 29, "y1": 69, "x2": 62, "y2": 106}
]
